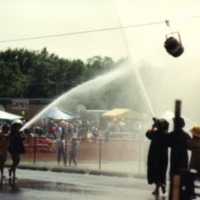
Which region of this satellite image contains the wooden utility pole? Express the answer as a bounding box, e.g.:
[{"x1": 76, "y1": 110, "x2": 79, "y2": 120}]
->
[
  {"x1": 174, "y1": 100, "x2": 182, "y2": 130},
  {"x1": 169, "y1": 99, "x2": 182, "y2": 200}
]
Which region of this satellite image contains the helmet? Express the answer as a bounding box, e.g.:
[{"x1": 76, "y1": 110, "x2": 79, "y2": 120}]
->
[
  {"x1": 173, "y1": 117, "x2": 185, "y2": 128},
  {"x1": 191, "y1": 126, "x2": 200, "y2": 138},
  {"x1": 155, "y1": 118, "x2": 169, "y2": 131},
  {"x1": 2, "y1": 124, "x2": 10, "y2": 132},
  {"x1": 12, "y1": 119, "x2": 23, "y2": 125}
]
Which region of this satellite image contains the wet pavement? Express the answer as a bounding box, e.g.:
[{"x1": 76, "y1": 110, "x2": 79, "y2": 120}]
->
[{"x1": 0, "y1": 168, "x2": 169, "y2": 200}]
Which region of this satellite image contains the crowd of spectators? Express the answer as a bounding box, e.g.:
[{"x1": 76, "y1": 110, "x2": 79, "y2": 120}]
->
[{"x1": 24, "y1": 119, "x2": 100, "y2": 141}]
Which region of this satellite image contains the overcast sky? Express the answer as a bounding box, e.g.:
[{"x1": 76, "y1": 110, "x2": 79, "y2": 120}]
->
[
  {"x1": 2, "y1": 0, "x2": 200, "y2": 125},
  {"x1": 0, "y1": 0, "x2": 200, "y2": 62}
]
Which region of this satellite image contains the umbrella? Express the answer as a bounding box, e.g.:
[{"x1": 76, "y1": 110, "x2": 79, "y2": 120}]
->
[
  {"x1": 101, "y1": 108, "x2": 145, "y2": 119},
  {"x1": 40, "y1": 107, "x2": 80, "y2": 120},
  {"x1": 0, "y1": 110, "x2": 23, "y2": 120}
]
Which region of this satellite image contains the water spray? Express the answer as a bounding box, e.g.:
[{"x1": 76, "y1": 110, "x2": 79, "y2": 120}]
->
[
  {"x1": 20, "y1": 65, "x2": 130, "y2": 131},
  {"x1": 113, "y1": 0, "x2": 155, "y2": 118},
  {"x1": 133, "y1": 67, "x2": 155, "y2": 117}
]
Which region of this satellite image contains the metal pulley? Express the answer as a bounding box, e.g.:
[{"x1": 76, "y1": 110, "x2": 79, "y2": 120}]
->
[{"x1": 164, "y1": 20, "x2": 184, "y2": 57}]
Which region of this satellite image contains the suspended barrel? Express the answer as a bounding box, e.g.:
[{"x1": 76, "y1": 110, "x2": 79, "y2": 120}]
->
[{"x1": 164, "y1": 33, "x2": 184, "y2": 57}]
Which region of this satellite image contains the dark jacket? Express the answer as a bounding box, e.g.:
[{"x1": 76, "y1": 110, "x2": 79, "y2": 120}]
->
[
  {"x1": 8, "y1": 131, "x2": 25, "y2": 155},
  {"x1": 146, "y1": 129, "x2": 169, "y2": 184},
  {"x1": 187, "y1": 136, "x2": 200, "y2": 172},
  {"x1": 168, "y1": 128, "x2": 191, "y2": 177}
]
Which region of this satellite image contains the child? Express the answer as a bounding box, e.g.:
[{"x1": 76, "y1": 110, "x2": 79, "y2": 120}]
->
[
  {"x1": 69, "y1": 138, "x2": 80, "y2": 166},
  {"x1": 52, "y1": 135, "x2": 67, "y2": 166}
]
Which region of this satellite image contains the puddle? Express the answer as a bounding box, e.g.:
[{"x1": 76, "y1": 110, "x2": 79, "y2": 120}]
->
[{"x1": 14, "y1": 179, "x2": 106, "y2": 195}]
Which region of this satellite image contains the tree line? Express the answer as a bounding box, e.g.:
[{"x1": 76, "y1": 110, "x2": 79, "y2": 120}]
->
[
  {"x1": 1, "y1": 47, "x2": 167, "y2": 113},
  {"x1": 0, "y1": 48, "x2": 125, "y2": 98},
  {"x1": 0, "y1": 48, "x2": 139, "y2": 110}
]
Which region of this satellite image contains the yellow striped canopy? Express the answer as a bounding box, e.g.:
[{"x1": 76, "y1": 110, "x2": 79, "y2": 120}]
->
[{"x1": 101, "y1": 109, "x2": 145, "y2": 119}]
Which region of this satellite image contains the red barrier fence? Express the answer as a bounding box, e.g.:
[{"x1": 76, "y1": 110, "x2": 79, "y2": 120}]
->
[
  {"x1": 22, "y1": 136, "x2": 145, "y2": 161},
  {"x1": 20, "y1": 136, "x2": 148, "y2": 173}
]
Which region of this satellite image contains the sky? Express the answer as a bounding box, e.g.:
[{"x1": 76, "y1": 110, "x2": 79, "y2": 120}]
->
[
  {"x1": 1, "y1": 0, "x2": 200, "y2": 123},
  {"x1": 0, "y1": 0, "x2": 200, "y2": 62}
]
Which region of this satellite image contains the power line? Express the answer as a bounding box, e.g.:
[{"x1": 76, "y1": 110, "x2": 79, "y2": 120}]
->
[
  {"x1": 0, "y1": 15, "x2": 200, "y2": 43},
  {"x1": 0, "y1": 20, "x2": 166, "y2": 43}
]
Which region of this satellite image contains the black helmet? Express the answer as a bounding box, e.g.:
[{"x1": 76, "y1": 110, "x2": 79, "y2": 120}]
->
[
  {"x1": 2, "y1": 124, "x2": 10, "y2": 132},
  {"x1": 173, "y1": 117, "x2": 185, "y2": 128},
  {"x1": 155, "y1": 118, "x2": 169, "y2": 131}
]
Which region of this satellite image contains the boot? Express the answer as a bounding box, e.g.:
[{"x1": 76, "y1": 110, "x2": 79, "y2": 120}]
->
[
  {"x1": 152, "y1": 185, "x2": 160, "y2": 196},
  {"x1": 161, "y1": 184, "x2": 166, "y2": 194},
  {"x1": 152, "y1": 188, "x2": 159, "y2": 195}
]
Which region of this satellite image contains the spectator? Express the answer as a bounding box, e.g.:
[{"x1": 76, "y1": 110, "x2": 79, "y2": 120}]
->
[
  {"x1": 69, "y1": 138, "x2": 80, "y2": 166},
  {"x1": 0, "y1": 124, "x2": 10, "y2": 183},
  {"x1": 105, "y1": 121, "x2": 112, "y2": 141},
  {"x1": 187, "y1": 126, "x2": 200, "y2": 172},
  {"x1": 72, "y1": 121, "x2": 79, "y2": 138},
  {"x1": 91, "y1": 123, "x2": 98, "y2": 142},
  {"x1": 49, "y1": 125, "x2": 56, "y2": 138},
  {"x1": 187, "y1": 125, "x2": 200, "y2": 199},
  {"x1": 52, "y1": 134, "x2": 67, "y2": 166},
  {"x1": 55, "y1": 123, "x2": 62, "y2": 138},
  {"x1": 8, "y1": 119, "x2": 25, "y2": 179}
]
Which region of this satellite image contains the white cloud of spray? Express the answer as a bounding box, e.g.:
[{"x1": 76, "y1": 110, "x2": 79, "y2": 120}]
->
[
  {"x1": 22, "y1": 1, "x2": 200, "y2": 130},
  {"x1": 21, "y1": 62, "x2": 136, "y2": 130}
]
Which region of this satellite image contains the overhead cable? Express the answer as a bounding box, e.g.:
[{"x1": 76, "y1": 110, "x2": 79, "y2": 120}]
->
[{"x1": 0, "y1": 15, "x2": 200, "y2": 43}]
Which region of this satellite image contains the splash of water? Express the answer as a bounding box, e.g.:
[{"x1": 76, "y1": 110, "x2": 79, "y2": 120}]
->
[
  {"x1": 23, "y1": 1, "x2": 200, "y2": 130},
  {"x1": 113, "y1": 0, "x2": 155, "y2": 118},
  {"x1": 21, "y1": 63, "x2": 132, "y2": 131}
]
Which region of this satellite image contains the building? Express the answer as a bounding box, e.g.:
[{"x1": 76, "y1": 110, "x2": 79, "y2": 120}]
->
[{"x1": 0, "y1": 98, "x2": 53, "y2": 120}]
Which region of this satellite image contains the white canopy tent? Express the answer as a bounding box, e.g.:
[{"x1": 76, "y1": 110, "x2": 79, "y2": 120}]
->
[
  {"x1": 40, "y1": 107, "x2": 80, "y2": 120},
  {"x1": 0, "y1": 110, "x2": 23, "y2": 120}
]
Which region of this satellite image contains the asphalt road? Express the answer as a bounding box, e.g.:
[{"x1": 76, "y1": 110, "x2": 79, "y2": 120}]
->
[{"x1": 0, "y1": 168, "x2": 169, "y2": 200}]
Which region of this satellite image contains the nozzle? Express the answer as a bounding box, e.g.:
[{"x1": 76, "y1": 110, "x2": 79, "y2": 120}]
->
[{"x1": 152, "y1": 117, "x2": 157, "y2": 123}]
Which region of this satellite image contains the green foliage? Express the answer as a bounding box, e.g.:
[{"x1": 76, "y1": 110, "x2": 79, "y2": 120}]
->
[
  {"x1": 85, "y1": 56, "x2": 114, "y2": 78},
  {"x1": 0, "y1": 48, "x2": 145, "y2": 112},
  {"x1": 0, "y1": 59, "x2": 25, "y2": 97},
  {"x1": 0, "y1": 48, "x2": 117, "y2": 99}
]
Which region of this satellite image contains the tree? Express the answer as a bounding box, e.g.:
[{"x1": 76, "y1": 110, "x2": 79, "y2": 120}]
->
[
  {"x1": 0, "y1": 60, "x2": 25, "y2": 97},
  {"x1": 86, "y1": 56, "x2": 115, "y2": 78},
  {"x1": 0, "y1": 48, "x2": 127, "y2": 105}
]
